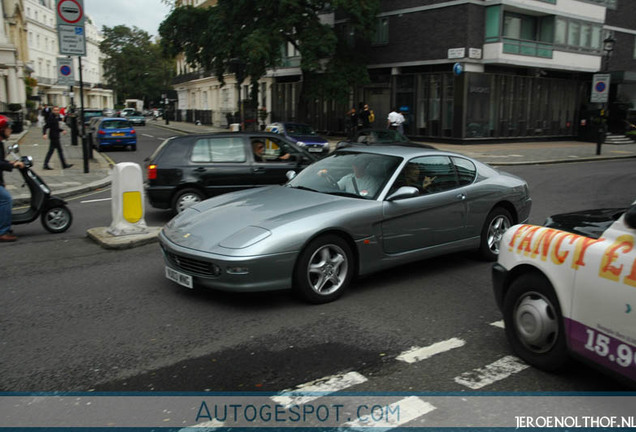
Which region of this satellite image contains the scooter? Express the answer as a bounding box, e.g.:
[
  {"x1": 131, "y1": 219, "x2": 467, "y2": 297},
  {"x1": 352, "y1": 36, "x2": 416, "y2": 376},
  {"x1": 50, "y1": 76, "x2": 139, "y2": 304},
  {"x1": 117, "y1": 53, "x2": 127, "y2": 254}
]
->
[{"x1": 7, "y1": 144, "x2": 73, "y2": 233}]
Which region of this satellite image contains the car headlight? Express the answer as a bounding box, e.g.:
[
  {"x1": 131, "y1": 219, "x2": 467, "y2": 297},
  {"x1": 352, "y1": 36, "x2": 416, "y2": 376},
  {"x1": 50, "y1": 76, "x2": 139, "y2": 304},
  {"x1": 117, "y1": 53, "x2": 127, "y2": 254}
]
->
[{"x1": 296, "y1": 141, "x2": 306, "y2": 147}]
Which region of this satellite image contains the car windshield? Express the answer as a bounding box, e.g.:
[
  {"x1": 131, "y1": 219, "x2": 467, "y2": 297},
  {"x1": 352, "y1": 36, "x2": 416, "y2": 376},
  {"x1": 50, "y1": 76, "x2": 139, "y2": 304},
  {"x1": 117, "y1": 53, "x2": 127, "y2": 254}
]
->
[
  {"x1": 102, "y1": 120, "x2": 132, "y2": 129},
  {"x1": 84, "y1": 111, "x2": 103, "y2": 119},
  {"x1": 286, "y1": 123, "x2": 317, "y2": 136},
  {"x1": 287, "y1": 152, "x2": 402, "y2": 200}
]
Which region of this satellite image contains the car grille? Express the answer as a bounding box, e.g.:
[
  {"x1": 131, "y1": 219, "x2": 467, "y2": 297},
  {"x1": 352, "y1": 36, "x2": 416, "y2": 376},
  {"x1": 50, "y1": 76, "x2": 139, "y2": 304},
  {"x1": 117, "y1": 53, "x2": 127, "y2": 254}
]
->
[{"x1": 164, "y1": 250, "x2": 222, "y2": 277}]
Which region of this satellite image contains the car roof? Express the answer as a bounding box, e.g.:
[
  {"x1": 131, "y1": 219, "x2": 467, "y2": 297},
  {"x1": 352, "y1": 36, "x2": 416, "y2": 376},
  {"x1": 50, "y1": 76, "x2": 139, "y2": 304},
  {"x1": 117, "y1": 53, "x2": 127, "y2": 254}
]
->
[{"x1": 336, "y1": 144, "x2": 465, "y2": 159}]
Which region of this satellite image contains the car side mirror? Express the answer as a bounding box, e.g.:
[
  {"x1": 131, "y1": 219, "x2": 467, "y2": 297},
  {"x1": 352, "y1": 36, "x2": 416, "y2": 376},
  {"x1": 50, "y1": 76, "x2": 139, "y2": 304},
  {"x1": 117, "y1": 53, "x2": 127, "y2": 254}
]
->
[
  {"x1": 387, "y1": 186, "x2": 420, "y2": 201},
  {"x1": 624, "y1": 205, "x2": 636, "y2": 229},
  {"x1": 286, "y1": 170, "x2": 297, "y2": 181}
]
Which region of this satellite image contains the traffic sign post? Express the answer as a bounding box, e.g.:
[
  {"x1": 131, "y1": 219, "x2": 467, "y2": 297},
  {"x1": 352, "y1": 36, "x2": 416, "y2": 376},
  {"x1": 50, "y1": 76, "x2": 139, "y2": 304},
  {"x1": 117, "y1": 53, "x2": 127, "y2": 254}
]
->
[
  {"x1": 591, "y1": 73, "x2": 610, "y2": 103},
  {"x1": 56, "y1": 0, "x2": 84, "y2": 26},
  {"x1": 58, "y1": 25, "x2": 86, "y2": 56},
  {"x1": 57, "y1": 57, "x2": 74, "y2": 86}
]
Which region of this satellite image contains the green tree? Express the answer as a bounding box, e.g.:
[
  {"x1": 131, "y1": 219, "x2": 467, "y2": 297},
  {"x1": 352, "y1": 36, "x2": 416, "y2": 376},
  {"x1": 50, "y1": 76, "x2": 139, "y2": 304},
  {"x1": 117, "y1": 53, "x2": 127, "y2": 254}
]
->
[
  {"x1": 159, "y1": 0, "x2": 379, "y2": 121},
  {"x1": 99, "y1": 25, "x2": 174, "y2": 108}
]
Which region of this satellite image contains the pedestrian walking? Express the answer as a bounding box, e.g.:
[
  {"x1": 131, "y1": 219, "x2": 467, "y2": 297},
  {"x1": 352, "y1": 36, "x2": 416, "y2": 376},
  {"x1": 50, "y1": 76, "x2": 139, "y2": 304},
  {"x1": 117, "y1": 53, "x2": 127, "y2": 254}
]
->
[
  {"x1": 345, "y1": 106, "x2": 357, "y2": 139},
  {"x1": 42, "y1": 106, "x2": 72, "y2": 170},
  {"x1": 358, "y1": 103, "x2": 373, "y2": 129},
  {"x1": 397, "y1": 109, "x2": 406, "y2": 134},
  {"x1": 0, "y1": 115, "x2": 25, "y2": 242},
  {"x1": 387, "y1": 107, "x2": 402, "y2": 130}
]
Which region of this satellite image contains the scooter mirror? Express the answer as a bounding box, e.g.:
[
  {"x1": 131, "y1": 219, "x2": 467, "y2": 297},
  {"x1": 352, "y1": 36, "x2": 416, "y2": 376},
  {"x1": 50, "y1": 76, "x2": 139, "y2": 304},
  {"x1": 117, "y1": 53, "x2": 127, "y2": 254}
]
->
[{"x1": 7, "y1": 144, "x2": 19, "y2": 153}]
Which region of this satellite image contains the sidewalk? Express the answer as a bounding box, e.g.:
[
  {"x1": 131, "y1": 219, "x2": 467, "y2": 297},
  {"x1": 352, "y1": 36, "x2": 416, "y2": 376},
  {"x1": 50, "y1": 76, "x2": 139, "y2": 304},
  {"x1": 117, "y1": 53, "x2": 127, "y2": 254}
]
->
[{"x1": 5, "y1": 121, "x2": 636, "y2": 202}]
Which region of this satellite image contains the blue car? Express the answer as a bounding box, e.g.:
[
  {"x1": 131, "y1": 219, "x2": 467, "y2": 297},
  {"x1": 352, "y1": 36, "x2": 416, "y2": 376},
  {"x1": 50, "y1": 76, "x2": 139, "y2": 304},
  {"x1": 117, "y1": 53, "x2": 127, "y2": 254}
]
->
[
  {"x1": 95, "y1": 118, "x2": 137, "y2": 151},
  {"x1": 266, "y1": 122, "x2": 330, "y2": 156}
]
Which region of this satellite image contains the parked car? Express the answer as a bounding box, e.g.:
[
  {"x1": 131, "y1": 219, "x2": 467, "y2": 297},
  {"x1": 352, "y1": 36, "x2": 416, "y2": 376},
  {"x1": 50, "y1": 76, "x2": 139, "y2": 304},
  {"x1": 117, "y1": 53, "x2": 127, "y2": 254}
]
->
[
  {"x1": 145, "y1": 132, "x2": 318, "y2": 214},
  {"x1": 492, "y1": 201, "x2": 636, "y2": 385},
  {"x1": 127, "y1": 111, "x2": 146, "y2": 126},
  {"x1": 120, "y1": 108, "x2": 135, "y2": 117},
  {"x1": 159, "y1": 145, "x2": 532, "y2": 303},
  {"x1": 266, "y1": 122, "x2": 330, "y2": 156},
  {"x1": 337, "y1": 128, "x2": 436, "y2": 150},
  {"x1": 86, "y1": 116, "x2": 104, "y2": 147},
  {"x1": 82, "y1": 108, "x2": 104, "y2": 126},
  {"x1": 94, "y1": 117, "x2": 137, "y2": 151}
]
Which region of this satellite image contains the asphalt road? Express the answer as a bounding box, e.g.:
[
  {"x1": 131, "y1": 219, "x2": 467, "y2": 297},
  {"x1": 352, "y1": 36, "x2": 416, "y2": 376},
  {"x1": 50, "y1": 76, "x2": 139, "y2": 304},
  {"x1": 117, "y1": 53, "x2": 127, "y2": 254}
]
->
[{"x1": 2, "y1": 128, "x2": 635, "y2": 399}]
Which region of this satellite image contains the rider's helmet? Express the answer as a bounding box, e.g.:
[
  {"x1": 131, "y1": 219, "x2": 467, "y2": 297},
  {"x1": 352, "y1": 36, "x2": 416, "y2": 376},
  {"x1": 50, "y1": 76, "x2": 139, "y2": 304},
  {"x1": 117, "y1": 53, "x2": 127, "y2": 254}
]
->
[{"x1": 0, "y1": 115, "x2": 13, "y2": 131}]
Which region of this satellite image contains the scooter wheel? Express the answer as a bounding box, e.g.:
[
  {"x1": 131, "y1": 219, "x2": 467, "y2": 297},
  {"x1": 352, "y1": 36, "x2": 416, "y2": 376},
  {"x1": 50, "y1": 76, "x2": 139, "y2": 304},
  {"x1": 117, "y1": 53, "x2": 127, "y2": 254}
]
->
[{"x1": 41, "y1": 206, "x2": 73, "y2": 233}]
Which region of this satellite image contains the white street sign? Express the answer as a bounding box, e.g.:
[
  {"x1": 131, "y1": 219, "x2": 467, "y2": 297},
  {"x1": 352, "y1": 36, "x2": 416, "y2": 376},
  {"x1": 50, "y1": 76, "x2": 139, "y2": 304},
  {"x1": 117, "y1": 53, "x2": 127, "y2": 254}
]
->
[
  {"x1": 56, "y1": 0, "x2": 85, "y2": 26},
  {"x1": 591, "y1": 73, "x2": 610, "y2": 103},
  {"x1": 58, "y1": 24, "x2": 86, "y2": 56},
  {"x1": 57, "y1": 57, "x2": 75, "y2": 86}
]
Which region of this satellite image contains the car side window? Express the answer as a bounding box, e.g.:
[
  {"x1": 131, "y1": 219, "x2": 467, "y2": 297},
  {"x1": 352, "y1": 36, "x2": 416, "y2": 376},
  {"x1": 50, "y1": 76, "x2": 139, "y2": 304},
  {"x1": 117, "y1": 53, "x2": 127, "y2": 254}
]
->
[
  {"x1": 452, "y1": 157, "x2": 477, "y2": 185},
  {"x1": 255, "y1": 136, "x2": 295, "y2": 161},
  {"x1": 191, "y1": 137, "x2": 246, "y2": 163},
  {"x1": 393, "y1": 156, "x2": 458, "y2": 194}
]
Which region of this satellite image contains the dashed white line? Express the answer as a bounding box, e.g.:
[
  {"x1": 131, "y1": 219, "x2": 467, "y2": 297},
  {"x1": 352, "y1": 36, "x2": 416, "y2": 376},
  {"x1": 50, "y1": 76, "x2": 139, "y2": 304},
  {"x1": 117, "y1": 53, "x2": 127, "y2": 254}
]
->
[
  {"x1": 342, "y1": 396, "x2": 436, "y2": 429},
  {"x1": 81, "y1": 198, "x2": 112, "y2": 203},
  {"x1": 396, "y1": 337, "x2": 465, "y2": 364},
  {"x1": 271, "y1": 371, "x2": 367, "y2": 407},
  {"x1": 142, "y1": 134, "x2": 155, "y2": 138},
  {"x1": 490, "y1": 320, "x2": 505, "y2": 329},
  {"x1": 453, "y1": 355, "x2": 528, "y2": 389}
]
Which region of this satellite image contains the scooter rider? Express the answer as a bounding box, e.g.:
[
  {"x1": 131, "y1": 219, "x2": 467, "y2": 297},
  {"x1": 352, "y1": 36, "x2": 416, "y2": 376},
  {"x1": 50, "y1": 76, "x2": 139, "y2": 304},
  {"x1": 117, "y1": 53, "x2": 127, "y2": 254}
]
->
[{"x1": 0, "y1": 115, "x2": 25, "y2": 242}]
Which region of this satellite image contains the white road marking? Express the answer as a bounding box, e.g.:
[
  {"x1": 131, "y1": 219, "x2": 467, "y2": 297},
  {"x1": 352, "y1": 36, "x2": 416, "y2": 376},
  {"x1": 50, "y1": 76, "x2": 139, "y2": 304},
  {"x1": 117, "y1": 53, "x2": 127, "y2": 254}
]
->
[
  {"x1": 142, "y1": 134, "x2": 154, "y2": 138},
  {"x1": 81, "y1": 198, "x2": 112, "y2": 203},
  {"x1": 396, "y1": 337, "x2": 465, "y2": 364},
  {"x1": 490, "y1": 320, "x2": 505, "y2": 329},
  {"x1": 454, "y1": 355, "x2": 528, "y2": 389},
  {"x1": 271, "y1": 371, "x2": 367, "y2": 407},
  {"x1": 342, "y1": 396, "x2": 436, "y2": 429}
]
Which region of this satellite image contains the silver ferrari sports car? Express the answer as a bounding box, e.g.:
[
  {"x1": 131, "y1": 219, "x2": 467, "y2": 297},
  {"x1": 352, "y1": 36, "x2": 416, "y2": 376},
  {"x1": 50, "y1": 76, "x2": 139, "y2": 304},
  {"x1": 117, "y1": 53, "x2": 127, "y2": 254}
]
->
[{"x1": 159, "y1": 146, "x2": 532, "y2": 303}]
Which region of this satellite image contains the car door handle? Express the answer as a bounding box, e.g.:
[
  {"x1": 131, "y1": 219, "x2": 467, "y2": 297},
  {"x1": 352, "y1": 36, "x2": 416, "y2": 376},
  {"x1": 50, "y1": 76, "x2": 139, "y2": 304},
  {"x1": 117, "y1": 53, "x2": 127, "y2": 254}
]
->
[
  {"x1": 252, "y1": 167, "x2": 265, "y2": 173},
  {"x1": 193, "y1": 167, "x2": 206, "y2": 173},
  {"x1": 456, "y1": 193, "x2": 466, "y2": 200}
]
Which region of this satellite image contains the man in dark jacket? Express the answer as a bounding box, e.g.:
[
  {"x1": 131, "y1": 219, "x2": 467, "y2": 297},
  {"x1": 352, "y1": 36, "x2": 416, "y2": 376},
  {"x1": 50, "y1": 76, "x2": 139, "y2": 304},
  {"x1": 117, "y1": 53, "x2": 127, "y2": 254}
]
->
[
  {"x1": 42, "y1": 105, "x2": 72, "y2": 170},
  {"x1": 0, "y1": 115, "x2": 25, "y2": 242}
]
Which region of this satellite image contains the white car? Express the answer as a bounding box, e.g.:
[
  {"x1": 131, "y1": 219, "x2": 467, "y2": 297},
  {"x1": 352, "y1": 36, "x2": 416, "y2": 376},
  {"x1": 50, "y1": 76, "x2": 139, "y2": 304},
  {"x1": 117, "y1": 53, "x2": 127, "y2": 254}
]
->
[{"x1": 492, "y1": 201, "x2": 636, "y2": 385}]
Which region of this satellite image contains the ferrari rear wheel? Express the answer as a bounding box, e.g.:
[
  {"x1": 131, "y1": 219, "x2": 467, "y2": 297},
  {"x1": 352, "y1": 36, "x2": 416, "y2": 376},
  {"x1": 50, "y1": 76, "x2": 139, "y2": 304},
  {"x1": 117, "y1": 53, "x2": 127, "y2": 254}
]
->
[{"x1": 294, "y1": 234, "x2": 353, "y2": 304}]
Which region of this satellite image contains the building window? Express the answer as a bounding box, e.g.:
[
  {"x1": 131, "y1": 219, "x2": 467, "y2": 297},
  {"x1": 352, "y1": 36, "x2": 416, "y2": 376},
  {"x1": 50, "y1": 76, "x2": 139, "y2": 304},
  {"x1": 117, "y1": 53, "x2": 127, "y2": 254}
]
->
[
  {"x1": 373, "y1": 17, "x2": 389, "y2": 45},
  {"x1": 554, "y1": 17, "x2": 602, "y2": 51},
  {"x1": 577, "y1": 0, "x2": 617, "y2": 9}
]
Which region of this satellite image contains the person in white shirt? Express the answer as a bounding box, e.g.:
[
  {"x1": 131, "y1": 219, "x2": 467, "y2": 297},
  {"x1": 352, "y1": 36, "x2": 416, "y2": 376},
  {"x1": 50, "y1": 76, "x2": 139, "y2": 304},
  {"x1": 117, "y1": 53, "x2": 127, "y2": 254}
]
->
[
  {"x1": 337, "y1": 158, "x2": 382, "y2": 198},
  {"x1": 387, "y1": 107, "x2": 402, "y2": 130}
]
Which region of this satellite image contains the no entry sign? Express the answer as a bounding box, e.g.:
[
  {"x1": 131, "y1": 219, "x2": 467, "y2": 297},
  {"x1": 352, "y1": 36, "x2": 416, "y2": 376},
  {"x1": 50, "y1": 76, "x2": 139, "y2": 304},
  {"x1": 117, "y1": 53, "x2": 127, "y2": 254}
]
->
[{"x1": 56, "y1": 0, "x2": 85, "y2": 26}]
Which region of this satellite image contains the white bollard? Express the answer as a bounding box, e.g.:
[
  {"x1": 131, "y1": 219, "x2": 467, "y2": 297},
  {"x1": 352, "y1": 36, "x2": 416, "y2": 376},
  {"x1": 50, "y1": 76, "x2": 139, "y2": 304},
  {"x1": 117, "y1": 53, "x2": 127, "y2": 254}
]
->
[
  {"x1": 107, "y1": 162, "x2": 148, "y2": 236},
  {"x1": 230, "y1": 123, "x2": 240, "y2": 132}
]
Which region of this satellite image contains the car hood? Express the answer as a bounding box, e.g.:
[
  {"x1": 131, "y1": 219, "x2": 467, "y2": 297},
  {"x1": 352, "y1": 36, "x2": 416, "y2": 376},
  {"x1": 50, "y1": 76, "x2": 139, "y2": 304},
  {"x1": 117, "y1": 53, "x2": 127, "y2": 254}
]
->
[
  {"x1": 289, "y1": 134, "x2": 328, "y2": 144},
  {"x1": 544, "y1": 207, "x2": 626, "y2": 239},
  {"x1": 162, "y1": 186, "x2": 374, "y2": 253}
]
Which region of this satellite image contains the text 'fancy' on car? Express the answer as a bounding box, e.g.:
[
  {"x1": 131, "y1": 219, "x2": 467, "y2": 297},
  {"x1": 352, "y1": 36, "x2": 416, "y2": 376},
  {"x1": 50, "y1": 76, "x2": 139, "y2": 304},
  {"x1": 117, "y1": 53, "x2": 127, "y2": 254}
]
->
[
  {"x1": 94, "y1": 118, "x2": 137, "y2": 151},
  {"x1": 266, "y1": 122, "x2": 330, "y2": 156},
  {"x1": 159, "y1": 145, "x2": 532, "y2": 304},
  {"x1": 144, "y1": 132, "x2": 318, "y2": 215},
  {"x1": 492, "y1": 200, "x2": 636, "y2": 386}
]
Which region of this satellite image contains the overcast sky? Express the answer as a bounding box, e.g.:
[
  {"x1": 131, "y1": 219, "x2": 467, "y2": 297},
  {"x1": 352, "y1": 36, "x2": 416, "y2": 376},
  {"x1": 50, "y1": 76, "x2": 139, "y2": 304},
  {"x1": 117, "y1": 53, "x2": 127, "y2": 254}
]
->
[{"x1": 84, "y1": 0, "x2": 172, "y2": 37}]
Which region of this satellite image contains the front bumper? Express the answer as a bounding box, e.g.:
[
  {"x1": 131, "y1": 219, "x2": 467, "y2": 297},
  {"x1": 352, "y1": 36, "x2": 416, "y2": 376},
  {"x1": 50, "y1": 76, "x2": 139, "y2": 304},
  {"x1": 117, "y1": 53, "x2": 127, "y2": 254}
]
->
[
  {"x1": 491, "y1": 263, "x2": 510, "y2": 311},
  {"x1": 159, "y1": 230, "x2": 298, "y2": 292}
]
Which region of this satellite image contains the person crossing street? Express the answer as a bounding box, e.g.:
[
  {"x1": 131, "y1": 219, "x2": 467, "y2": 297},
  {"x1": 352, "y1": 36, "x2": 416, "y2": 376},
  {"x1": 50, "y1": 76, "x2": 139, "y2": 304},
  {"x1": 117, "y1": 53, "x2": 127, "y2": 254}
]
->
[{"x1": 42, "y1": 106, "x2": 72, "y2": 170}]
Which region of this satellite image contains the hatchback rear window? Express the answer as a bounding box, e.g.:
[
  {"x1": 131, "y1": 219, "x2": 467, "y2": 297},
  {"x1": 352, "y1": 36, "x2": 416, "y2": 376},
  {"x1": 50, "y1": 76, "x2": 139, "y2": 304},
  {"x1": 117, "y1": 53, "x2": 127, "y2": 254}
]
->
[
  {"x1": 102, "y1": 120, "x2": 132, "y2": 129},
  {"x1": 191, "y1": 137, "x2": 246, "y2": 163}
]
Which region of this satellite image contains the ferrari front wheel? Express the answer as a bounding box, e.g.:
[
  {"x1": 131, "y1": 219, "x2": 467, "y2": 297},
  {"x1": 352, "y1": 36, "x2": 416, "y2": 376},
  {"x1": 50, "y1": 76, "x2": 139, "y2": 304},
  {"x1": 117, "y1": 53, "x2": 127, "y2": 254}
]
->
[{"x1": 294, "y1": 234, "x2": 354, "y2": 304}]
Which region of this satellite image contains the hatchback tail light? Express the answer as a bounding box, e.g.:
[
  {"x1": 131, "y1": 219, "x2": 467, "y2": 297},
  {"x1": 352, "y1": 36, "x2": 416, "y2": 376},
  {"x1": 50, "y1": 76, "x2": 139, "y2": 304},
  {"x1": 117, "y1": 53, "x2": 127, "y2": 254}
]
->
[
  {"x1": 131, "y1": 129, "x2": 136, "y2": 135},
  {"x1": 98, "y1": 130, "x2": 106, "y2": 135},
  {"x1": 147, "y1": 164, "x2": 157, "y2": 180}
]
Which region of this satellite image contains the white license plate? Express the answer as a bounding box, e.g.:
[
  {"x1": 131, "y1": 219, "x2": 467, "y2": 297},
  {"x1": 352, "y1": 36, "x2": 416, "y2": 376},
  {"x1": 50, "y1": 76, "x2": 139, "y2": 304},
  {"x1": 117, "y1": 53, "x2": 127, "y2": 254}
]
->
[
  {"x1": 308, "y1": 147, "x2": 323, "y2": 152},
  {"x1": 165, "y1": 266, "x2": 193, "y2": 289}
]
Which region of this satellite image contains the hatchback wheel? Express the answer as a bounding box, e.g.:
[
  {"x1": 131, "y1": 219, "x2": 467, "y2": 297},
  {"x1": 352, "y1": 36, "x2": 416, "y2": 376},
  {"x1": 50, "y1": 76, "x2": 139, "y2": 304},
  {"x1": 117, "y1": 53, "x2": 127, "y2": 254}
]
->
[
  {"x1": 172, "y1": 188, "x2": 204, "y2": 214},
  {"x1": 294, "y1": 234, "x2": 354, "y2": 304}
]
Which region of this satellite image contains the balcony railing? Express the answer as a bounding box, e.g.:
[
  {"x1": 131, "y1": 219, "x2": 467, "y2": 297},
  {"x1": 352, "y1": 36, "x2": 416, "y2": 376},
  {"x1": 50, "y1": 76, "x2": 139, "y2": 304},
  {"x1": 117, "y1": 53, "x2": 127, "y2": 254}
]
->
[{"x1": 502, "y1": 38, "x2": 553, "y2": 58}]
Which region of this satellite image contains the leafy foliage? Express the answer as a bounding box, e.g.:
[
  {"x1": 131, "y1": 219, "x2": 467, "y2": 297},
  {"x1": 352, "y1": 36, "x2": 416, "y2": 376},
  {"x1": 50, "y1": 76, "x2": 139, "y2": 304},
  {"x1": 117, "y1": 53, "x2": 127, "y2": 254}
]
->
[
  {"x1": 99, "y1": 25, "x2": 174, "y2": 107},
  {"x1": 159, "y1": 0, "x2": 379, "y2": 111}
]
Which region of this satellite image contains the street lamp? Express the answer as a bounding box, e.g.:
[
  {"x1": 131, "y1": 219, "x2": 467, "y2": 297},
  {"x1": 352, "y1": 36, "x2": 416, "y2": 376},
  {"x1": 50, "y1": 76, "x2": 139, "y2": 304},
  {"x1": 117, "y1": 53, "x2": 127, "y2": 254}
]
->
[{"x1": 597, "y1": 35, "x2": 616, "y2": 155}]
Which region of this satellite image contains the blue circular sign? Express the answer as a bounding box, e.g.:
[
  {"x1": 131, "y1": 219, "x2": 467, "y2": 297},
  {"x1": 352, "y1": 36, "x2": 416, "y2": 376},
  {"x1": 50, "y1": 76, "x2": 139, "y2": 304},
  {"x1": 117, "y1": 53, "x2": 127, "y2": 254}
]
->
[
  {"x1": 60, "y1": 65, "x2": 72, "y2": 76},
  {"x1": 595, "y1": 81, "x2": 606, "y2": 92},
  {"x1": 453, "y1": 62, "x2": 463, "y2": 76}
]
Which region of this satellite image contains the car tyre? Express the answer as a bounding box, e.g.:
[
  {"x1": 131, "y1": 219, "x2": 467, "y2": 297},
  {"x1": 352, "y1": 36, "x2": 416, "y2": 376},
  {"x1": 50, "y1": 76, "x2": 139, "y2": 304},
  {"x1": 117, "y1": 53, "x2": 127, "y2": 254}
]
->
[
  {"x1": 479, "y1": 207, "x2": 512, "y2": 261},
  {"x1": 503, "y1": 272, "x2": 568, "y2": 371},
  {"x1": 41, "y1": 205, "x2": 73, "y2": 233},
  {"x1": 172, "y1": 188, "x2": 204, "y2": 214},
  {"x1": 294, "y1": 234, "x2": 353, "y2": 304}
]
